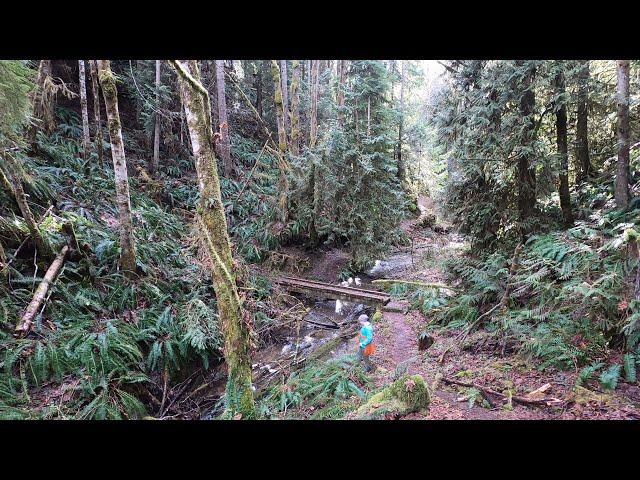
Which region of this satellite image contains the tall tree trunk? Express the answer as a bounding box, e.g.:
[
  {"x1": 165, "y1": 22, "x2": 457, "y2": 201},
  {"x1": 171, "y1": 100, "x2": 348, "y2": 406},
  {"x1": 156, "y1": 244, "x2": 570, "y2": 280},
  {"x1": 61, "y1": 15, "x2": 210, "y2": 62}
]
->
[
  {"x1": 309, "y1": 60, "x2": 320, "y2": 148},
  {"x1": 271, "y1": 61, "x2": 289, "y2": 222},
  {"x1": 96, "y1": 60, "x2": 137, "y2": 276},
  {"x1": 171, "y1": 59, "x2": 255, "y2": 419},
  {"x1": 78, "y1": 60, "x2": 91, "y2": 162},
  {"x1": 271, "y1": 61, "x2": 287, "y2": 155},
  {"x1": 517, "y1": 61, "x2": 537, "y2": 241},
  {"x1": 215, "y1": 60, "x2": 232, "y2": 177},
  {"x1": 290, "y1": 60, "x2": 301, "y2": 156},
  {"x1": 88, "y1": 61, "x2": 104, "y2": 168},
  {"x1": 336, "y1": 60, "x2": 346, "y2": 127},
  {"x1": 555, "y1": 69, "x2": 574, "y2": 227},
  {"x1": 27, "y1": 60, "x2": 55, "y2": 144},
  {"x1": 151, "y1": 60, "x2": 161, "y2": 175},
  {"x1": 575, "y1": 60, "x2": 593, "y2": 183},
  {"x1": 615, "y1": 60, "x2": 630, "y2": 209},
  {"x1": 280, "y1": 60, "x2": 289, "y2": 134},
  {"x1": 254, "y1": 61, "x2": 263, "y2": 119},
  {"x1": 1, "y1": 152, "x2": 52, "y2": 259},
  {"x1": 397, "y1": 60, "x2": 405, "y2": 182}
]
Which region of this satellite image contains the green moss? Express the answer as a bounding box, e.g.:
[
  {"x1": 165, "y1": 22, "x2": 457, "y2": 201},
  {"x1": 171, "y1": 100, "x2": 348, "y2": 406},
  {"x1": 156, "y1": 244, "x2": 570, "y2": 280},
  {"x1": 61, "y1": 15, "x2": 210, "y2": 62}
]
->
[
  {"x1": 307, "y1": 337, "x2": 346, "y2": 361},
  {"x1": 355, "y1": 374, "x2": 430, "y2": 419}
]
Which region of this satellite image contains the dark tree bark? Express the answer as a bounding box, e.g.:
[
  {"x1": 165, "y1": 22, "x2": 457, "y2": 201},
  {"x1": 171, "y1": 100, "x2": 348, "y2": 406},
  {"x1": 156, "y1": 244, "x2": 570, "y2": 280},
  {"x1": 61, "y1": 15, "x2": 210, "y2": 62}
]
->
[
  {"x1": 397, "y1": 60, "x2": 405, "y2": 182},
  {"x1": 575, "y1": 61, "x2": 593, "y2": 183},
  {"x1": 555, "y1": 68, "x2": 574, "y2": 227},
  {"x1": 516, "y1": 61, "x2": 537, "y2": 241},
  {"x1": 78, "y1": 60, "x2": 91, "y2": 161},
  {"x1": 615, "y1": 60, "x2": 630, "y2": 209}
]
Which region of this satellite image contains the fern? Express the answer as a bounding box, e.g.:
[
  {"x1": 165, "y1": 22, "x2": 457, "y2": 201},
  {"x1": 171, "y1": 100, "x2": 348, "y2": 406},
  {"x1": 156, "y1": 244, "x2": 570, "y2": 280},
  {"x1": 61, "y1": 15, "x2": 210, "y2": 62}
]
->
[{"x1": 599, "y1": 364, "x2": 622, "y2": 391}]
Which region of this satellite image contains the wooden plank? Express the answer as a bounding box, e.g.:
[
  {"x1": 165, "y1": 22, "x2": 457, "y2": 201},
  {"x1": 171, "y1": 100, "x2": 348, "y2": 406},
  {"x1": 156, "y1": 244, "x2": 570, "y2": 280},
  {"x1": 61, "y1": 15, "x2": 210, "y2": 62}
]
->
[{"x1": 274, "y1": 276, "x2": 390, "y2": 306}]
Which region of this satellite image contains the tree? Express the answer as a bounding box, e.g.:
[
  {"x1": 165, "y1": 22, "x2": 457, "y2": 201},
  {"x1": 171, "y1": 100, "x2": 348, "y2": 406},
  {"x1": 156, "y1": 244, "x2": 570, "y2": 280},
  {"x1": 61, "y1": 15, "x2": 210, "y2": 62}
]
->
[
  {"x1": 88, "y1": 61, "x2": 105, "y2": 167},
  {"x1": 280, "y1": 60, "x2": 289, "y2": 134},
  {"x1": 27, "y1": 60, "x2": 54, "y2": 144},
  {"x1": 78, "y1": 60, "x2": 91, "y2": 161},
  {"x1": 215, "y1": 60, "x2": 232, "y2": 177},
  {"x1": 150, "y1": 60, "x2": 161, "y2": 175},
  {"x1": 397, "y1": 60, "x2": 406, "y2": 183},
  {"x1": 289, "y1": 60, "x2": 301, "y2": 156},
  {"x1": 336, "y1": 60, "x2": 346, "y2": 127},
  {"x1": 96, "y1": 60, "x2": 137, "y2": 276},
  {"x1": 271, "y1": 60, "x2": 287, "y2": 155},
  {"x1": 170, "y1": 59, "x2": 255, "y2": 418},
  {"x1": 575, "y1": 60, "x2": 593, "y2": 183},
  {"x1": 615, "y1": 60, "x2": 630, "y2": 209},
  {"x1": 555, "y1": 66, "x2": 574, "y2": 227},
  {"x1": 516, "y1": 61, "x2": 537, "y2": 241},
  {"x1": 2, "y1": 152, "x2": 52, "y2": 259},
  {"x1": 309, "y1": 60, "x2": 320, "y2": 148}
]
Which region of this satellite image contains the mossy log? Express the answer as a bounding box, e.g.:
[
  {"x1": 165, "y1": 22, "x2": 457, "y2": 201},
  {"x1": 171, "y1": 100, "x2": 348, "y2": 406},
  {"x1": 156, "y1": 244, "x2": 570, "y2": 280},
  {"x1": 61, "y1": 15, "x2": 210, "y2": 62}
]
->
[
  {"x1": 372, "y1": 279, "x2": 459, "y2": 292},
  {"x1": 354, "y1": 374, "x2": 430, "y2": 419},
  {"x1": 14, "y1": 245, "x2": 69, "y2": 336}
]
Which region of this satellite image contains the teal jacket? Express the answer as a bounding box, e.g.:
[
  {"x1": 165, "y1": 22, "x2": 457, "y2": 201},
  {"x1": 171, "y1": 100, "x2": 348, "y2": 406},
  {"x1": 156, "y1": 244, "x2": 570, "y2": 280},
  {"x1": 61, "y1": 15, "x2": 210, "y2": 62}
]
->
[{"x1": 359, "y1": 323, "x2": 373, "y2": 348}]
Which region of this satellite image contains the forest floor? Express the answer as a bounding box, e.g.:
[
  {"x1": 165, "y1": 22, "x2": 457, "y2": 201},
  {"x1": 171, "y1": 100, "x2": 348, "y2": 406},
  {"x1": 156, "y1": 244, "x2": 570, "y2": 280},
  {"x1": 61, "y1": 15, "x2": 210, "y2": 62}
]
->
[{"x1": 276, "y1": 196, "x2": 640, "y2": 420}]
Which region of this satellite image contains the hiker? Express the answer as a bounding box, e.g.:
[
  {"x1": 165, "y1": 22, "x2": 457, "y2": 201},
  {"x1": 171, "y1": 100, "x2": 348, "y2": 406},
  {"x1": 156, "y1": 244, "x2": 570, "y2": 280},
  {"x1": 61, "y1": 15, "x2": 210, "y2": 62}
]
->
[{"x1": 356, "y1": 314, "x2": 375, "y2": 372}]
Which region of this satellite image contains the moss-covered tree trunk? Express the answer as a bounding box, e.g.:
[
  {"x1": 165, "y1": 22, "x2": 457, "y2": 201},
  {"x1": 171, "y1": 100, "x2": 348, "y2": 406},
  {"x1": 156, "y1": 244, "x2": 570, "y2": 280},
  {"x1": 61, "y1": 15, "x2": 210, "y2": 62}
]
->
[
  {"x1": 575, "y1": 60, "x2": 593, "y2": 183},
  {"x1": 280, "y1": 60, "x2": 290, "y2": 134},
  {"x1": 215, "y1": 60, "x2": 232, "y2": 177},
  {"x1": 270, "y1": 60, "x2": 289, "y2": 222},
  {"x1": 289, "y1": 60, "x2": 300, "y2": 156},
  {"x1": 615, "y1": 60, "x2": 630, "y2": 209},
  {"x1": 309, "y1": 60, "x2": 320, "y2": 148},
  {"x1": 78, "y1": 60, "x2": 91, "y2": 162},
  {"x1": 27, "y1": 60, "x2": 55, "y2": 144},
  {"x1": 555, "y1": 68, "x2": 574, "y2": 228},
  {"x1": 1, "y1": 152, "x2": 52, "y2": 259},
  {"x1": 96, "y1": 60, "x2": 137, "y2": 276},
  {"x1": 171, "y1": 60, "x2": 255, "y2": 419},
  {"x1": 89, "y1": 60, "x2": 105, "y2": 168},
  {"x1": 337, "y1": 60, "x2": 346, "y2": 127}
]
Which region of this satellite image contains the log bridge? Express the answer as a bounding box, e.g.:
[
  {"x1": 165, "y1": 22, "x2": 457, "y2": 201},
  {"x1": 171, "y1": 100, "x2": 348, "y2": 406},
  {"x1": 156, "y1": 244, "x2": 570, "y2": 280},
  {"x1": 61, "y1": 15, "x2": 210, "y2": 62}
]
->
[{"x1": 274, "y1": 275, "x2": 391, "y2": 307}]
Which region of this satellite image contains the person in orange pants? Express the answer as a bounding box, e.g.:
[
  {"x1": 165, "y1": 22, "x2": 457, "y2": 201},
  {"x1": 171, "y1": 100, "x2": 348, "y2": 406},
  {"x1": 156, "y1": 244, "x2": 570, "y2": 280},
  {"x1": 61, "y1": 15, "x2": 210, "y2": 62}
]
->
[{"x1": 356, "y1": 314, "x2": 375, "y2": 372}]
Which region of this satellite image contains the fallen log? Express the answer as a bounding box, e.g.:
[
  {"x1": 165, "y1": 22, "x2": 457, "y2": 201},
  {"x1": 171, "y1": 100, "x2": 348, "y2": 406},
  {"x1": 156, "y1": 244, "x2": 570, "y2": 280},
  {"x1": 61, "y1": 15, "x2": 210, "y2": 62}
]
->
[
  {"x1": 14, "y1": 245, "x2": 69, "y2": 336},
  {"x1": 372, "y1": 278, "x2": 460, "y2": 292},
  {"x1": 442, "y1": 376, "x2": 562, "y2": 407}
]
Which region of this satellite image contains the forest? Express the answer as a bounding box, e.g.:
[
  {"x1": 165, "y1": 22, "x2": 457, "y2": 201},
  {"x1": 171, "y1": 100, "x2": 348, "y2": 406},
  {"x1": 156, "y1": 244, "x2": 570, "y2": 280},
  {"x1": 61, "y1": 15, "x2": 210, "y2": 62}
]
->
[{"x1": 0, "y1": 58, "x2": 639, "y2": 420}]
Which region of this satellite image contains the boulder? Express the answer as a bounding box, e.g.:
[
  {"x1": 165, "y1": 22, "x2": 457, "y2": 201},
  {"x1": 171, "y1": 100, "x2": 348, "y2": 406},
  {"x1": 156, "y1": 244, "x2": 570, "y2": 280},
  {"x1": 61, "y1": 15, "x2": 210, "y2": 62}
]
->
[{"x1": 354, "y1": 374, "x2": 431, "y2": 419}]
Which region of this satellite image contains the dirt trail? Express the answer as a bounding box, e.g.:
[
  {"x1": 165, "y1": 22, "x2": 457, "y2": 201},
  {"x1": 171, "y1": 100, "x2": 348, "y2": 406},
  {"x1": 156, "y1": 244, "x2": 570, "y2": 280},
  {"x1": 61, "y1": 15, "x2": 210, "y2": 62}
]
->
[{"x1": 364, "y1": 196, "x2": 640, "y2": 420}]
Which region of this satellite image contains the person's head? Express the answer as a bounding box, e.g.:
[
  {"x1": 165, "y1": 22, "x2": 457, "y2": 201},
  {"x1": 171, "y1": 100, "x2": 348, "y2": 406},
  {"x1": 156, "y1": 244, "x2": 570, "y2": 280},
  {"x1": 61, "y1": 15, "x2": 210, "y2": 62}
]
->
[{"x1": 358, "y1": 314, "x2": 369, "y2": 326}]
